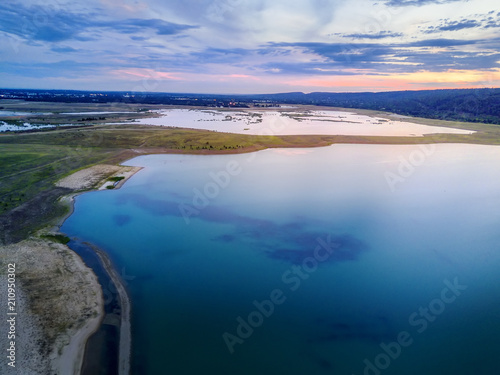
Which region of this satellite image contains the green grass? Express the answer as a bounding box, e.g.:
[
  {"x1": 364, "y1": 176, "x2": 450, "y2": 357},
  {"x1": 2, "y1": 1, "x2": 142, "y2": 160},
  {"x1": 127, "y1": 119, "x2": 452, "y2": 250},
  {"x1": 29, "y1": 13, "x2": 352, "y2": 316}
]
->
[
  {"x1": 40, "y1": 234, "x2": 71, "y2": 244},
  {"x1": 108, "y1": 176, "x2": 125, "y2": 182},
  {"x1": 0, "y1": 142, "x2": 114, "y2": 214},
  {"x1": 0, "y1": 125, "x2": 283, "y2": 150}
]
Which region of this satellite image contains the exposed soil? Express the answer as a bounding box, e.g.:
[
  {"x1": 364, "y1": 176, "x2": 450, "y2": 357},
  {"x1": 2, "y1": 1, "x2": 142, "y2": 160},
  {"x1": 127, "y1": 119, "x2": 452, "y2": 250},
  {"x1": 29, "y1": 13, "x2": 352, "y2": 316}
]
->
[
  {"x1": 0, "y1": 187, "x2": 73, "y2": 245},
  {"x1": 0, "y1": 239, "x2": 103, "y2": 374}
]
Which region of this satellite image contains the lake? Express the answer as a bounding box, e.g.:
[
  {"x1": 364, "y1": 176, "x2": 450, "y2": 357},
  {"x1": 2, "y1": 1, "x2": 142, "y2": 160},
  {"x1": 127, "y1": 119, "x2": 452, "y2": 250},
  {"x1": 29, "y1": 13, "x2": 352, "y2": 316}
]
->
[{"x1": 61, "y1": 143, "x2": 500, "y2": 374}]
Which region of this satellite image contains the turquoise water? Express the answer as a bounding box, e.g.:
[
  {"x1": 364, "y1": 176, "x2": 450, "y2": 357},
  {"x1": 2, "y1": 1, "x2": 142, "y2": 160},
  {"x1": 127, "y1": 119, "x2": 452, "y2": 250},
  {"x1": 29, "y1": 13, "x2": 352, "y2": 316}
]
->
[{"x1": 62, "y1": 144, "x2": 500, "y2": 374}]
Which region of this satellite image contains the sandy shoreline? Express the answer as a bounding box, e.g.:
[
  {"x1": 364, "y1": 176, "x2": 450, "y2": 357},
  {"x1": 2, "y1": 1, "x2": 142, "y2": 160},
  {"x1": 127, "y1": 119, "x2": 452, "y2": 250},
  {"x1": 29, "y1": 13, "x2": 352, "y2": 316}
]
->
[
  {"x1": 54, "y1": 163, "x2": 139, "y2": 374},
  {"x1": 0, "y1": 163, "x2": 140, "y2": 374},
  {"x1": 52, "y1": 164, "x2": 143, "y2": 232},
  {"x1": 50, "y1": 255, "x2": 104, "y2": 375},
  {"x1": 56, "y1": 164, "x2": 143, "y2": 191},
  {"x1": 0, "y1": 239, "x2": 104, "y2": 374},
  {"x1": 87, "y1": 244, "x2": 131, "y2": 375}
]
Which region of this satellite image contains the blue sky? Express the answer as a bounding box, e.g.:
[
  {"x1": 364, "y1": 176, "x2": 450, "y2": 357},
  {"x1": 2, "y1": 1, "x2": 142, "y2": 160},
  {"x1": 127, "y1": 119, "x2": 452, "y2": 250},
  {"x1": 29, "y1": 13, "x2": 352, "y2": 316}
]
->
[{"x1": 1, "y1": 0, "x2": 499, "y2": 93}]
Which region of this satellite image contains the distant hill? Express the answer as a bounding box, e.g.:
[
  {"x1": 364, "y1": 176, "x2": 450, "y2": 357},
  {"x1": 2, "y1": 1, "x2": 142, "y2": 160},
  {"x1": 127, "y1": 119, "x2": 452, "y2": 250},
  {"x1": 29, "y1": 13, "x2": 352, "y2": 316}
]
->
[
  {"x1": 2, "y1": 87, "x2": 500, "y2": 124},
  {"x1": 253, "y1": 88, "x2": 500, "y2": 124}
]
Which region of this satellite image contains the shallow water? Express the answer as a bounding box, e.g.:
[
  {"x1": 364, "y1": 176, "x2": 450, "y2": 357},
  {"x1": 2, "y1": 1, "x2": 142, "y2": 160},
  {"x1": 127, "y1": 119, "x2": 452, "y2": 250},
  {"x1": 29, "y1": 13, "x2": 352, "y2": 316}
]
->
[
  {"x1": 61, "y1": 111, "x2": 136, "y2": 115},
  {"x1": 0, "y1": 121, "x2": 74, "y2": 132},
  {"x1": 131, "y1": 109, "x2": 474, "y2": 136},
  {"x1": 62, "y1": 144, "x2": 500, "y2": 374},
  {"x1": 0, "y1": 110, "x2": 42, "y2": 116}
]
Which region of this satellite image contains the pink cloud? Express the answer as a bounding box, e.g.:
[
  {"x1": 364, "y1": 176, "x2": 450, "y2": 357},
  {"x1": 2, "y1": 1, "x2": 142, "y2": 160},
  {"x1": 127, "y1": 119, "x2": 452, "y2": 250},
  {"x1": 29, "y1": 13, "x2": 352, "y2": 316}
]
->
[
  {"x1": 227, "y1": 74, "x2": 261, "y2": 80},
  {"x1": 284, "y1": 69, "x2": 500, "y2": 92},
  {"x1": 113, "y1": 68, "x2": 183, "y2": 81}
]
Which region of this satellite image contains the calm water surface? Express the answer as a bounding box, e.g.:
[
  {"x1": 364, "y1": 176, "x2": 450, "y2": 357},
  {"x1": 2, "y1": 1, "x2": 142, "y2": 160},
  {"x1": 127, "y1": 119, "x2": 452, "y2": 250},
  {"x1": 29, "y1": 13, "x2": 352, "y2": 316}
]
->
[{"x1": 62, "y1": 144, "x2": 500, "y2": 375}]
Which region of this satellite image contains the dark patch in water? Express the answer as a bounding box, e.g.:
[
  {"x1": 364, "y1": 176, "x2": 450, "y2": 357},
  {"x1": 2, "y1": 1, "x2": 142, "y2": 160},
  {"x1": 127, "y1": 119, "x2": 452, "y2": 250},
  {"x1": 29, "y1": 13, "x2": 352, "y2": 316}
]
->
[
  {"x1": 265, "y1": 234, "x2": 366, "y2": 265},
  {"x1": 81, "y1": 325, "x2": 119, "y2": 375},
  {"x1": 213, "y1": 234, "x2": 236, "y2": 242},
  {"x1": 118, "y1": 194, "x2": 180, "y2": 216},
  {"x1": 205, "y1": 211, "x2": 368, "y2": 265},
  {"x1": 317, "y1": 357, "x2": 333, "y2": 370},
  {"x1": 117, "y1": 194, "x2": 368, "y2": 265},
  {"x1": 113, "y1": 214, "x2": 131, "y2": 226},
  {"x1": 331, "y1": 322, "x2": 350, "y2": 330},
  {"x1": 310, "y1": 316, "x2": 394, "y2": 344},
  {"x1": 430, "y1": 248, "x2": 455, "y2": 266}
]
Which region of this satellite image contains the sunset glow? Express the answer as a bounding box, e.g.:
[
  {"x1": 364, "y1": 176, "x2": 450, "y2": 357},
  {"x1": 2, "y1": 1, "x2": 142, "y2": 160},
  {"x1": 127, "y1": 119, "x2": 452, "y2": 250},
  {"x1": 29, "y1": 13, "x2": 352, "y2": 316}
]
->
[{"x1": 1, "y1": 0, "x2": 499, "y2": 93}]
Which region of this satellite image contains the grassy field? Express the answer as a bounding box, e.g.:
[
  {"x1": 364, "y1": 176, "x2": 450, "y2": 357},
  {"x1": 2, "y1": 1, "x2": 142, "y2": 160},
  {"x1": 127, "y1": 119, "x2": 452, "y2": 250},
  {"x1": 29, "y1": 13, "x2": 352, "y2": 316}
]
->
[
  {"x1": 0, "y1": 143, "x2": 113, "y2": 214},
  {"x1": 1, "y1": 102, "x2": 500, "y2": 244},
  {"x1": 0, "y1": 99, "x2": 162, "y2": 125}
]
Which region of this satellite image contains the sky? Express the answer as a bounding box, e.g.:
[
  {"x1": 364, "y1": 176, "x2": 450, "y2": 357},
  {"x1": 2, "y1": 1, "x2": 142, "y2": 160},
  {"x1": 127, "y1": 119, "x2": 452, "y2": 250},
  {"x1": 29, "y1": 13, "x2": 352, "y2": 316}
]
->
[{"x1": 0, "y1": 0, "x2": 499, "y2": 94}]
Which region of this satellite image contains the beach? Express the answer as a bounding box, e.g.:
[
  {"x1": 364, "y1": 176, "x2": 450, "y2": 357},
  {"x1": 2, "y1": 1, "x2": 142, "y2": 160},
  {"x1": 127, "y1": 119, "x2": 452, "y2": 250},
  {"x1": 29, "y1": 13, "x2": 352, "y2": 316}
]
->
[
  {"x1": 56, "y1": 164, "x2": 143, "y2": 191},
  {"x1": 0, "y1": 163, "x2": 141, "y2": 374},
  {"x1": 55, "y1": 164, "x2": 139, "y2": 374},
  {"x1": 0, "y1": 239, "x2": 104, "y2": 374}
]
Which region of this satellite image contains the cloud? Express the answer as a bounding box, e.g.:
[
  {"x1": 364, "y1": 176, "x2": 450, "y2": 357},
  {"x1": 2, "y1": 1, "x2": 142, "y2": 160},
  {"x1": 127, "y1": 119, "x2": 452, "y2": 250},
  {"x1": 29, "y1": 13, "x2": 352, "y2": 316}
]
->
[
  {"x1": 397, "y1": 50, "x2": 500, "y2": 71},
  {"x1": 484, "y1": 19, "x2": 500, "y2": 29},
  {"x1": 271, "y1": 42, "x2": 393, "y2": 61},
  {"x1": 419, "y1": 11, "x2": 500, "y2": 35},
  {"x1": 113, "y1": 68, "x2": 182, "y2": 81},
  {"x1": 189, "y1": 47, "x2": 255, "y2": 64},
  {"x1": 1, "y1": 60, "x2": 102, "y2": 78},
  {"x1": 423, "y1": 18, "x2": 485, "y2": 33},
  {"x1": 408, "y1": 38, "x2": 478, "y2": 47},
  {"x1": 268, "y1": 42, "x2": 401, "y2": 70},
  {"x1": 265, "y1": 37, "x2": 500, "y2": 74},
  {"x1": 1, "y1": 0, "x2": 499, "y2": 93},
  {"x1": 429, "y1": 19, "x2": 481, "y2": 32},
  {"x1": 0, "y1": 3, "x2": 197, "y2": 43},
  {"x1": 0, "y1": 3, "x2": 86, "y2": 42},
  {"x1": 51, "y1": 46, "x2": 79, "y2": 53},
  {"x1": 260, "y1": 61, "x2": 365, "y2": 75},
  {"x1": 482, "y1": 12, "x2": 500, "y2": 29},
  {"x1": 384, "y1": 0, "x2": 463, "y2": 6},
  {"x1": 341, "y1": 31, "x2": 404, "y2": 40},
  {"x1": 107, "y1": 18, "x2": 197, "y2": 36}
]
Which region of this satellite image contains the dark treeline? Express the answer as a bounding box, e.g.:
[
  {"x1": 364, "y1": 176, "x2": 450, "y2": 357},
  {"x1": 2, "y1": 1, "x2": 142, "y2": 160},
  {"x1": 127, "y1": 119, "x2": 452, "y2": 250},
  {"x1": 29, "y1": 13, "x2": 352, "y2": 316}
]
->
[
  {"x1": 2, "y1": 87, "x2": 500, "y2": 124},
  {"x1": 0, "y1": 89, "x2": 251, "y2": 108},
  {"x1": 255, "y1": 89, "x2": 500, "y2": 124}
]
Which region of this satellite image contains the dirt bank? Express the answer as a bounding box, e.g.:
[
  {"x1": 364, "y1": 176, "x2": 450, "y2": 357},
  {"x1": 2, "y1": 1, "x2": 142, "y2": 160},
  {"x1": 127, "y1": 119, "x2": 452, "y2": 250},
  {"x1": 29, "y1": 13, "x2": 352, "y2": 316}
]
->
[{"x1": 0, "y1": 239, "x2": 104, "y2": 374}]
